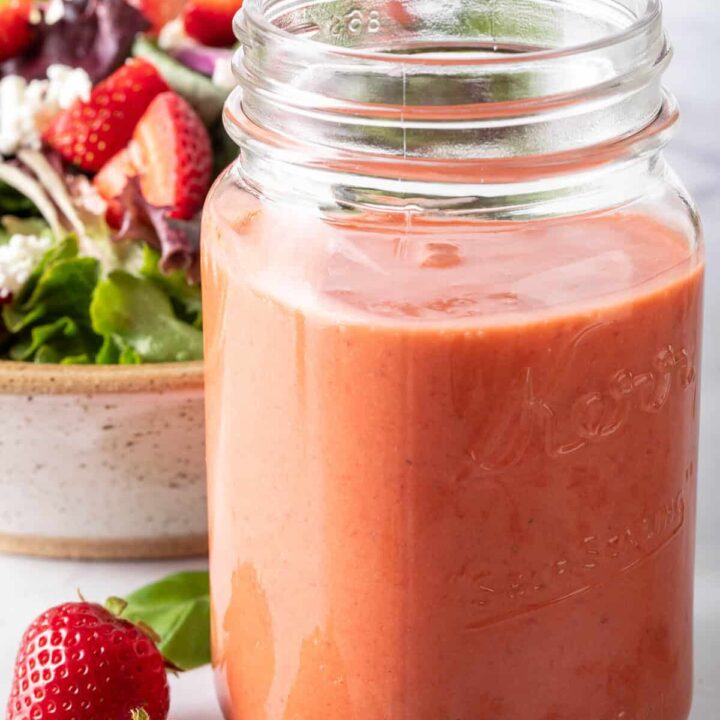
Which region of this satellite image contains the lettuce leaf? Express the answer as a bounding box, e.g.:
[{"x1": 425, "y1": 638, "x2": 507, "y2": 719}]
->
[
  {"x1": 95, "y1": 334, "x2": 142, "y2": 365},
  {"x1": 9, "y1": 316, "x2": 95, "y2": 364},
  {"x1": 1, "y1": 234, "x2": 201, "y2": 364},
  {"x1": 3, "y1": 247, "x2": 98, "y2": 332},
  {"x1": 1, "y1": 0, "x2": 150, "y2": 83},
  {"x1": 2, "y1": 235, "x2": 102, "y2": 362},
  {"x1": 90, "y1": 271, "x2": 203, "y2": 363},
  {"x1": 140, "y1": 245, "x2": 202, "y2": 329},
  {"x1": 4, "y1": 235, "x2": 84, "y2": 314}
]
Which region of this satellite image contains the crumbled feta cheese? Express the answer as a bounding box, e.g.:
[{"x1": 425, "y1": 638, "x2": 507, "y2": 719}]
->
[
  {"x1": 212, "y1": 57, "x2": 236, "y2": 91},
  {"x1": 0, "y1": 75, "x2": 39, "y2": 155},
  {"x1": 28, "y1": 5, "x2": 42, "y2": 25},
  {"x1": 45, "y1": 65, "x2": 93, "y2": 110},
  {"x1": 0, "y1": 234, "x2": 54, "y2": 299},
  {"x1": 0, "y1": 65, "x2": 92, "y2": 156},
  {"x1": 158, "y1": 18, "x2": 189, "y2": 51},
  {"x1": 44, "y1": 0, "x2": 65, "y2": 25}
]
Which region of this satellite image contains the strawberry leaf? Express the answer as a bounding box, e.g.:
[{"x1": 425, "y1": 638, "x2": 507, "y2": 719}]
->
[{"x1": 115, "y1": 571, "x2": 211, "y2": 671}]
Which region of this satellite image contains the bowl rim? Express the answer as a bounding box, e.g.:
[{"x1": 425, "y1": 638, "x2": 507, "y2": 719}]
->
[{"x1": 0, "y1": 360, "x2": 204, "y2": 395}]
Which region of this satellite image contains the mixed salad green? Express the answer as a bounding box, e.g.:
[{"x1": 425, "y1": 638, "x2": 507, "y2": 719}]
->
[{"x1": 0, "y1": 0, "x2": 238, "y2": 364}]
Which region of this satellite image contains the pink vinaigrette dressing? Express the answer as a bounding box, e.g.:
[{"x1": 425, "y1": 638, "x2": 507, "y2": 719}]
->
[{"x1": 201, "y1": 1, "x2": 705, "y2": 718}]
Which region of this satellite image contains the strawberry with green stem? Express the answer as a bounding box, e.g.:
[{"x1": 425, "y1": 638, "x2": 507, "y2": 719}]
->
[
  {"x1": 6, "y1": 572, "x2": 211, "y2": 720},
  {"x1": 6, "y1": 601, "x2": 171, "y2": 720}
]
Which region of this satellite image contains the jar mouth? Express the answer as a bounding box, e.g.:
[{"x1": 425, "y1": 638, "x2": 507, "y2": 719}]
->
[
  {"x1": 238, "y1": 0, "x2": 662, "y2": 66},
  {"x1": 229, "y1": 0, "x2": 672, "y2": 175}
]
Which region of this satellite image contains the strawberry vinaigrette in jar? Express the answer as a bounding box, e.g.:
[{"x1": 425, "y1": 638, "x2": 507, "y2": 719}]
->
[{"x1": 202, "y1": 1, "x2": 704, "y2": 718}]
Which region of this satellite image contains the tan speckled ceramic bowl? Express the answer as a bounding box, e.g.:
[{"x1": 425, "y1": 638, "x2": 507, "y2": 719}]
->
[{"x1": 0, "y1": 361, "x2": 207, "y2": 559}]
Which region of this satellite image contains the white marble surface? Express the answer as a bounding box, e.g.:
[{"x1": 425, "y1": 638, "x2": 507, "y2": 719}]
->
[{"x1": 1, "y1": 1, "x2": 719, "y2": 718}]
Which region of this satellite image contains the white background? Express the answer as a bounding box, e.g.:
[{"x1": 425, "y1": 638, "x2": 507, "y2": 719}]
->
[
  {"x1": 665, "y1": 0, "x2": 720, "y2": 553},
  {"x1": 1, "y1": 1, "x2": 718, "y2": 718}
]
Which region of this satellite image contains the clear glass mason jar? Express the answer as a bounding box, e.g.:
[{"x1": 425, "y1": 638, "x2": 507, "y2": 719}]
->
[{"x1": 201, "y1": 1, "x2": 704, "y2": 719}]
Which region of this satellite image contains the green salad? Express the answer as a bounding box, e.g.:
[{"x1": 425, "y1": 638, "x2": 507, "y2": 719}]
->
[{"x1": 0, "y1": 0, "x2": 238, "y2": 364}]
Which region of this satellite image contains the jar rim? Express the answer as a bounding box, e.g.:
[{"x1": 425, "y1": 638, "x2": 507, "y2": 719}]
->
[
  {"x1": 229, "y1": 0, "x2": 673, "y2": 182},
  {"x1": 238, "y1": 0, "x2": 662, "y2": 66}
]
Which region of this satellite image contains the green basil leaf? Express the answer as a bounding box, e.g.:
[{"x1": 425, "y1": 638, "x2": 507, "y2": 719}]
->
[{"x1": 119, "y1": 571, "x2": 211, "y2": 671}]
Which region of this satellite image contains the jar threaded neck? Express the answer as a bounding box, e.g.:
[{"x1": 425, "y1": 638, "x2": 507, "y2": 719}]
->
[{"x1": 227, "y1": 0, "x2": 672, "y2": 170}]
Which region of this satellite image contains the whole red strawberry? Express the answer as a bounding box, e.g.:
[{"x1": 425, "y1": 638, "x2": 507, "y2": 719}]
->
[
  {"x1": 43, "y1": 58, "x2": 170, "y2": 172},
  {"x1": 0, "y1": 0, "x2": 33, "y2": 63},
  {"x1": 183, "y1": 0, "x2": 243, "y2": 47},
  {"x1": 6, "y1": 602, "x2": 170, "y2": 720}
]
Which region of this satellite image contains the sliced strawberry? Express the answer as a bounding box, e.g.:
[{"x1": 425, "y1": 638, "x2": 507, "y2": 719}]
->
[
  {"x1": 43, "y1": 58, "x2": 169, "y2": 172},
  {"x1": 93, "y1": 92, "x2": 212, "y2": 223},
  {"x1": 94, "y1": 148, "x2": 136, "y2": 227},
  {"x1": 182, "y1": 0, "x2": 242, "y2": 47},
  {"x1": 130, "y1": 91, "x2": 212, "y2": 219},
  {"x1": 0, "y1": 0, "x2": 33, "y2": 63},
  {"x1": 129, "y1": 0, "x2": 186, "y2": 33},
  {"x1": 94, "y1": 148, "x2": 135, "y2": 200}
]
